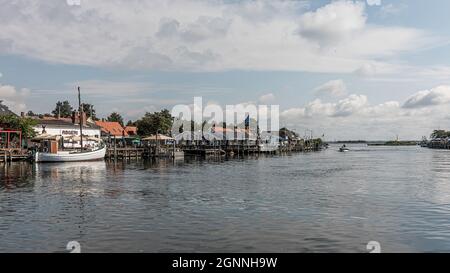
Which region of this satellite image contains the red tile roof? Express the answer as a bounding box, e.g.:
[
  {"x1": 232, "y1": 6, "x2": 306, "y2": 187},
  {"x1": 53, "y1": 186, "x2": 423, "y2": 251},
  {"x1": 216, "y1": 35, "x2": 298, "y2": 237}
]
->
[
  {"x1": 124, "y1": 126, "x2": 138, "y2": 136},
  {"x1": 95, "y1": 121, "x2": 128, "y2": 137}
]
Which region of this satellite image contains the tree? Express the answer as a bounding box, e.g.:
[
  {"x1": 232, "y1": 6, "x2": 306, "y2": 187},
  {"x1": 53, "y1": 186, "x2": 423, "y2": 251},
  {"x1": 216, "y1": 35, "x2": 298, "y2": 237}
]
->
[
  {"x1": 107, "y1": 112, "x2": 124, "y2": 126},
  {"x1": 52, "y1": 101, "x2": 73, "y2": 118},
  {"x1": 280, "y1": 127, "x2": 299, "y2": 140},
  {"x1": 136, "y1": 109, "x2": 173, "y2": 136},
  {"x1": 0, "y1": 115, "x2": 38, "y2": 138},
  {"x1": 431, "y1": 130, "x2": 450, "y2": 139},
  {"x1": 126, "y1": 120, "x2": 135, "y2": 126},
  {"x1": 82, "y1": 103, "x2": 97, "y2": 120},
  {"x1": 27, "y1": 110, "x2": 37, "y2": 117}
]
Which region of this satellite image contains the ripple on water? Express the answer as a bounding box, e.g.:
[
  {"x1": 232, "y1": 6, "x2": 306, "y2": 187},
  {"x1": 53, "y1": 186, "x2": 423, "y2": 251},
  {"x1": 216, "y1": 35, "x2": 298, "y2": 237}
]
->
[{"x1": 1, "y1": 147, "x2": 450, "y2": 252}]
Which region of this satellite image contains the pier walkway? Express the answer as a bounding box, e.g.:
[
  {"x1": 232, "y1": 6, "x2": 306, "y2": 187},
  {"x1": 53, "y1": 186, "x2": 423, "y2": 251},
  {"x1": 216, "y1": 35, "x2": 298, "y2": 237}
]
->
[{"x1": 0, "y1": 149, "x2": 29, "y2": 163}]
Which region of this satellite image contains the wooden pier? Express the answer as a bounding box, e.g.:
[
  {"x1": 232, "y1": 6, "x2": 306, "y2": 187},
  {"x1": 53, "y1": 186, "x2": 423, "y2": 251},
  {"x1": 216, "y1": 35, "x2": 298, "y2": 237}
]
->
[
  {"x1": 106, "y1": 146, "x2": 184, "y2": 160},
  {"x1": 0, "y1": 149, "x2": 29, "y2": 163},
  {"x1": 1, "y1": 139, "x2": 324, "y2": 163},
  {"x1": 106, "y1": 147, "x2": 145, "y2": 160},
  {"x1": 182, "y1": 141, "x2": 322, "y2": 157},
  {"x1": 183, "y1": 144, "x2": 258, "y2": 156},
  {"x1": 104, "y1": 138, "x2": 324, "y2": 160}
]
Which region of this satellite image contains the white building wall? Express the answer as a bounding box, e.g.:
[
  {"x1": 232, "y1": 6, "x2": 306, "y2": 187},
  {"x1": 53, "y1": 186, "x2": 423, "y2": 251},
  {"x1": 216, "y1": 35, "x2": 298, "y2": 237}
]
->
[
  {"x1": 33, "y1": 125, "x2": 101, "y2": 148},
  {"x1": 33, "y1": 126, "x2": 100, "y2": 137}
]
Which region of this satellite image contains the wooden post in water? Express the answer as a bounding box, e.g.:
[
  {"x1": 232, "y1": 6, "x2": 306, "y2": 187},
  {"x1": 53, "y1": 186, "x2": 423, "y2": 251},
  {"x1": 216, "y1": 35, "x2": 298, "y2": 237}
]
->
[
  {"x1": 114, "y1": 136, "x2": 117, "y2": 161},
  {"x1": 156, "y1": 131, "x2": 159, "y2": 158},
  {"x1": 172, "y1": 141, "x2": 176, "y2": 159}
]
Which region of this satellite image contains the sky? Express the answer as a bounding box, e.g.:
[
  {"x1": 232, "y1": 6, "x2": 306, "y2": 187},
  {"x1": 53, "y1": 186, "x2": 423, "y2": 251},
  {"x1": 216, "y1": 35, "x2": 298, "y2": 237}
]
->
[{"x1": 1, "y1": 0, "x2": 450, "y2": 140}]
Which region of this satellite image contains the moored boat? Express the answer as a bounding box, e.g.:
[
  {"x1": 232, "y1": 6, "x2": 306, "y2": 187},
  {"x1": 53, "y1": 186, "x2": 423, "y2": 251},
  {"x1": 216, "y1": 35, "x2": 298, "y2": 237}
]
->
[
  {"x1": 34, "y1": 145, "x2": 106, "y2": 162},
  {"x1": 258, "y1": 143, "x2": 279, "y2": 152},
  {"x1": 32, "y1": 86, "x2": 107, "y2": 163}
]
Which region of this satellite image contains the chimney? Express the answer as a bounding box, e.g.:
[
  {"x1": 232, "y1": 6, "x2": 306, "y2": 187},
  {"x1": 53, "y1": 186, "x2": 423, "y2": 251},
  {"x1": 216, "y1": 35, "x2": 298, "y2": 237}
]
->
[
  {"x1": 20, "y1": 112, "x2": 25, "y2": 118},
  {"x1": 81, "y1": 112, "x2": 87, "y2": 126},
  {"x1": 72, "y1": 111, "x2": 78, "y2": 124}
]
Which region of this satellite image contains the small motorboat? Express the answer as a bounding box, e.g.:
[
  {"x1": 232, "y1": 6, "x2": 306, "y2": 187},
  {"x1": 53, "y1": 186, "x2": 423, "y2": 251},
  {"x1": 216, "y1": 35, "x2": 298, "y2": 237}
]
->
[{"x1": 339, "y1": 145, "x2": 350, "y2": 152}]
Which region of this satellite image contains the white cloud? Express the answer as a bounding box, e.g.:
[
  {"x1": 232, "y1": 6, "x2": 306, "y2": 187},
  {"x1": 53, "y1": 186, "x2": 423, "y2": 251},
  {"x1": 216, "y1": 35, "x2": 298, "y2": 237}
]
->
[
  {"x1": 355, "y1": 63, "x2": 378, "y2": 76},
  {"x1": 281, "y1": 85, "x2": 450, "y2": 140},
  {"x1": 380, "y1": 3, "x2": 406, "y2": 17},
  {"x1": 66, "y1": 80, "x2": 154, "y2": 96},
  {"x1": 403, "y1": 86, "x2": 450, "y2": 109},
  {"x1": 298, "y1": 1, "x2": 366, "y2": 46},
  {"x1": 0, "y1": 83, "x2": 29, "y2": 113},
  {"x1": 314, "y1": 79, "x2": 347, "y2": 98},
  {"x1": 156, "y1": 16, "x2": 232, "y2": 43},
  {"x1": 0, "y1": 0, "x2": 438, "y2": 75},
  {"x1": 333, "y1": 94, "x2": 368, "y2": 117},
  {"x1": 295, "y1": 94, "x2": 368, "y2": 118},
  {"x1": 259, "y1": 93, "x2": 275, "y2": 103},
  {"x1": 366, "y1": 0, "x2": 382, "y2": 6}
]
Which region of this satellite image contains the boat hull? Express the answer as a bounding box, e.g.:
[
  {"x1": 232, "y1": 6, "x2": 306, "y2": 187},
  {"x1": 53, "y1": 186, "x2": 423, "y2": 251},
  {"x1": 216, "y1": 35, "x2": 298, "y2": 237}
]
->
[
  {"x1": 34, "y1": 147, "x2": 106, "y2": 163},
  {"x1": 258, "y1": 144, "x2": 279, "y2": 152}
]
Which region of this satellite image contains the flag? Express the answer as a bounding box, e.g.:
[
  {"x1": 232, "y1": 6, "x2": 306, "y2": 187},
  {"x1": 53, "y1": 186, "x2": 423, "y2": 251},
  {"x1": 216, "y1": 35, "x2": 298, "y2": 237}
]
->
[{"x1": 244, "y1": 115, "x2": 250, "y2": 127}]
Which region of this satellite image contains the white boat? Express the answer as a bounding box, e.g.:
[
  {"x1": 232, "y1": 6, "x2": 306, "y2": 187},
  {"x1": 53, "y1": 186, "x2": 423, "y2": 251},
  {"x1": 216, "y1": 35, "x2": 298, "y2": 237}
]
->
[
  {"x1": 339, "y1": 147, "x2": 350, "y2": 152},
  {"x1": 33, "y1": 86, "x2": 107, "y2": 163},
  {"x1": 258, "y1": 134, "x2": 280, "y2": 152},
  {"x1": 258, "y1": 143, "x2": 279, "y2": 152},
  {"x1": 34, "y1": 145, "x2": 106, "y2": 163}
]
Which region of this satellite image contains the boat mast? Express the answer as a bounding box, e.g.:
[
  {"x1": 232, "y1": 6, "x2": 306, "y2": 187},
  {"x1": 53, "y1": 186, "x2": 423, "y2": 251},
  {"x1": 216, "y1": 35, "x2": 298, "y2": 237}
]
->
[{"x1": 78, "y1": 86, "x2": 84, "y2": 151}]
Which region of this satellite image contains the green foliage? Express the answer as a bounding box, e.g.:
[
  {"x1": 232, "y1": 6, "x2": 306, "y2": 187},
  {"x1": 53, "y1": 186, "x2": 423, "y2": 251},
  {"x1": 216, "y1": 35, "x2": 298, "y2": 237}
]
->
[
  {"x1": 107, "y1": 112, "x2": 124, "y2": 126},
  {"x1": 136, "y1": 109, "x2": 173, "y2": 136},
  {"x1": 0, "y1": 115, "x2": 38, "y2": 138},
  {"x1": 82, "y1": 103, "x2": 97, "y2": 120},
  {"x1": 430, "y1": 130, "x2": 450, "y2": 139},
  {"x1": 384, "y1": 140, "x2": 417, "y2": 146},
  {"x1": 314, "y1": 138, "x2": 323, "y2": 145},
  {"x1": 280, "y1": 127, "x2": 299, "y2": 140},
  {"x1": 27, "y1": 110, "x2": 37, "y2": 117},
  {"x1": 52, "y1": 101, "x2": 73, "y2": 118}
]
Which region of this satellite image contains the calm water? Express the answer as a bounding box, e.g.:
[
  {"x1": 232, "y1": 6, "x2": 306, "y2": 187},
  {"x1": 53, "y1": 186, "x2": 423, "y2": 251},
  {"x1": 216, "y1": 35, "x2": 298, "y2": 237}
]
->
[{"x1": 2, "y1": 145, "x2": 450, "y2": 253}]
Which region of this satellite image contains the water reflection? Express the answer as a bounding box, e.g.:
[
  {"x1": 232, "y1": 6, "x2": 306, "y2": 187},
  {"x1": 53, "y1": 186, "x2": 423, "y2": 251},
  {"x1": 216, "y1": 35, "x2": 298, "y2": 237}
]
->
[{"x1": 2, "y1": 147, "x2": 450, "y2": 252}]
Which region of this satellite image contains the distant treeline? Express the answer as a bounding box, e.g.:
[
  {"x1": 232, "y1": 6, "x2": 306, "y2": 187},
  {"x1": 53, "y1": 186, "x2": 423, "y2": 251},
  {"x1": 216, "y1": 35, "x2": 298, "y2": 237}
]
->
[
  {"x1": 329, "y1": 140, "x2": 419, "y2": 146},
  {"x1": 368, "y1": 141, "x2": 418, "y2": 146}
]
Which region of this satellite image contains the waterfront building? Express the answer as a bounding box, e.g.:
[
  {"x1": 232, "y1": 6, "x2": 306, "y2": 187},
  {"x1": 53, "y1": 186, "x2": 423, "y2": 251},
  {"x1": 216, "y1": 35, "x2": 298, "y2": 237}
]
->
[
  {"x1": 32, "y1": 112, "x2": 101, "y2": 148},
  {"x1": 124, "y1": 126, "x2": 138, "y2": 136},
  {"x1": 142, "y1": 134, "x2": 174, "y2": 145},
  {"x1": 95, "y1": 121, "x2": 128, "y2": 137}
]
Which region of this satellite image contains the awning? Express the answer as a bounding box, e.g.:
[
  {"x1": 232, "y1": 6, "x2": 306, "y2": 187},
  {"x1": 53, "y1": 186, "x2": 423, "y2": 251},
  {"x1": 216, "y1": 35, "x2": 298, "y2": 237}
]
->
[
  {"x1": 142, "y1": 134, "x2": 174, "y2": 141},
  {"x1": 32, "y1": 133, "x2": 61, "y2": 141},
  {"x1": 67, "y1": 135, "x2": 102, "y2": 142}
]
